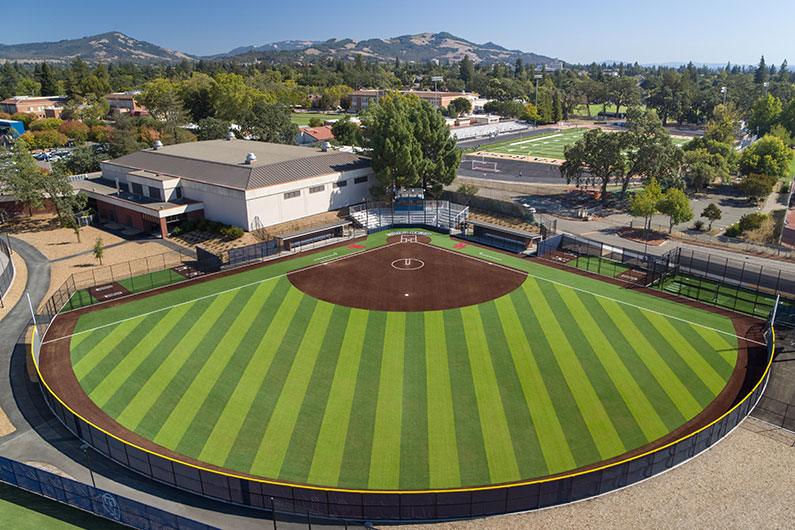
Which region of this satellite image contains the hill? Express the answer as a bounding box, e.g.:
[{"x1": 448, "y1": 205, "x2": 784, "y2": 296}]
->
[
  {"x1": 228, "y1": 32, "x2": 563, "y2": 65},
  {"x1": 0, "y1": 32, "x2": 196, "y2": 64}
]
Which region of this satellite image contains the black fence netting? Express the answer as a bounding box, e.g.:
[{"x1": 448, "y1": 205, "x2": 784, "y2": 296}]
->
[
  {"x1": 0, "y1": 235, "x2": 12, "y2": 300},
  {"x1": 0, "y1": 456, "x2": 218, "y2": 530}
]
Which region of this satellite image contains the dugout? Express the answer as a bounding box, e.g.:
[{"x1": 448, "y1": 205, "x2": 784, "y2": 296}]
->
[
  {"x1": 276, "y1": 220, "x2": 352, "y2": 251},
  {"x1": 463, "y1": 219, "x2": 541, "y2": 252}
]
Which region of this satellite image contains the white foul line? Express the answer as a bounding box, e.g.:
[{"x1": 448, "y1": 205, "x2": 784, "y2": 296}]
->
[{"x1": 313, "y1": 252, "x2": 338, "y2": 261}]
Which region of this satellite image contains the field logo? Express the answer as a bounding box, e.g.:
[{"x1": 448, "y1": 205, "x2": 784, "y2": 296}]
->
[
  {"x1": 101, "y1": 493, "x2": 121, "y2": 521},
  {"x1": 453, "y1": 242, "x2": 468, "y2": 249},
  {"x1": 346, "y1": 244, "x2": 366, "y2": 249}
]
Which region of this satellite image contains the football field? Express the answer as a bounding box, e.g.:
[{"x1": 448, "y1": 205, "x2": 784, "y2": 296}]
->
[{"x1": 57, "y1": 232, "x2": 741, "y2": 491}]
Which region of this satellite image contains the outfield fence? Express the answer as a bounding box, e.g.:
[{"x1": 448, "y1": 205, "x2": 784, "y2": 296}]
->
[
  {"x1": 0, "y1": 454, "x2": 218, "y2": 530},
  {"x1": 29, "y1": 298, "x2": 776, "y2": 522}
]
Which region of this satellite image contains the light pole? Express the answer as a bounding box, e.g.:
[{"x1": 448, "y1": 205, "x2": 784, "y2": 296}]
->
[
  {"x1": 534, "y1": 74, "x2": 543, "y2": 108},
  {"x1": 431, "y1": 76, "x2": 444, "y2": 109},
  {"x1": 720, "y1": 86, "x2": 727, "y2": 106},
  {"x1": 80, "y1": 444, "x2": 96, "y2": 488},
  {"x1": 763, "y1": 81, "x2": 770, "y2": 97}
]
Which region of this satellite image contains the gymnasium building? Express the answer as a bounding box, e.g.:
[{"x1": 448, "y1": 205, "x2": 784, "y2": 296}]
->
[{"x1": 72, "y1": 137, "x2": 375, "y2": 238}]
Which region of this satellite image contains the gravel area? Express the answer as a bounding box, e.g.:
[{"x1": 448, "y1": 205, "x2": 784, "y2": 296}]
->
[
  {"x1": 0, "y1": 252, "x2": 27, "y2": 323},
  {"x1": 401, "y1": 418, "x2": 795, "y2": 530}
]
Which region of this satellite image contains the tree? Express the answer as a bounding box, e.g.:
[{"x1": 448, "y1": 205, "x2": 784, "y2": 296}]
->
[
  {"x1": 38, "y1": 62, "x2": 59, "y2": 96},
  {"x1": 608, "y1": 76, "x2": 641, "y2": 116},
  {"x1": 780, "y1": 98, "x2": 795, "y2": 137},
  {"x1": 737, "y1": 173, "x2": 777, "y2": 202},
  {"x1": 754, "y1": 56, "x2": 770, "y2": 85},
  {"x1": 748, "y1": 95, "x2": 782, "y2": 137},
  {"x1": 331, "y1": 117, "x2": 361, "y2": 146},
  {"x1": 0, "y1": 139, "x2": 45, "y2": 215},
  {"x1": 551, "y1": 89, "x2": 563, "y2": 123},
  {"x1": 560, "y1": 128, "x2": 625, "y2": 207},
  {"x1": 308, "y1": 116, "x2": 323, "y2": 127},
  {"x1": 701, "y1": 203, "x2": 722, "y2": 231},
  {"x1": 628, "y1": 177, "x2": 662, "y2": 237},
  {"x1": 61, "y1": 145, "x2": 108, "y2": 174},
  {"x1": 107, "y1": 114, "x2": 145, "y2": 158},
  {"x1": 179, "y1": 72, "x2": 215, "y2": 122},
  {"x1": 210, "y1": 73, "x2": 269, "y2": 122},
  {"x1": 620, "y1": 107, "x2": 683, "y2": 197},
  {"x1": 459, "y1": 56, "x2": 475, "y2": 91},
  {"x1": 682, "y1": 149, "x2": 728, "y2": 192},
  {"x1": 196, "y1": 117, "x2": 230, "y2": 141},
  {"x1": 320, "y1": 85, "x2": 353, "y2": 110},
  {"x1": 61, "y1": 214, "x2": 81, "y2": 243},
  {"x1": 448, "y1": 97, "x2": 472, "y2": 118},
  {"x1": 93, "y1": 237, "x2": 104, "y2": 266},
  {"x1": 41, "y1": 164, "x2": 87, "y2": 220},
  {"x1": 136, "y1": 78, "x2": 188, "y2": 144},
  {"x1": 520, "y1": 103, "x2": 542, "y2": 123},
  {"x1": 656, "y1": 187, "x2": 693, "y2": 232},
  {"x1": 239, "y1": 101, "x2": 298, "y2": 144},
  {"x1": 738, "y1": 135, "x2": 792, "y2": 178},
  {"x1": 456, "y1": 183, "x2": 479, "y2": 195},
  {"x1": 704, "y1": 103, "x2": 741, "y2": 144},
  {"x1": 360, "y1": 92, "x2": 460, "y2": 197},
  {"x1": 58, "y1": 121, "x2": 90, "y2": 143}
]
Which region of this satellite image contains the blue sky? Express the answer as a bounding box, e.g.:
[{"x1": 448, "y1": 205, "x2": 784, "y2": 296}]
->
[{"x1": 3, "y1": 0, "x2": 793, "y2": 65}]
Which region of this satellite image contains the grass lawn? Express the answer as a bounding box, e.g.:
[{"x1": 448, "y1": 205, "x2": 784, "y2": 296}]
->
[
  {"x1": 67, "y1": 231, "x2": 739, "y2": 491},
  {"x1": 482, "y1": 128, "x2": 589, "y2": 160},
  {"x1": 0, "y1": 482, "x2": 126, "y2": 530},
  {"x1": 290, "y1": 113, "x2": 348, "y2": 126}
]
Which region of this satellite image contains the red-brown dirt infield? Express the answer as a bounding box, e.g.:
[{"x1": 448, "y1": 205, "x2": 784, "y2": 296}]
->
[
  {"x1": 34, "y1": 235, "x2": 768, "y2": 491},
  {"x1": 288, "y1": 241, "x2": 527, "y2": 312}
]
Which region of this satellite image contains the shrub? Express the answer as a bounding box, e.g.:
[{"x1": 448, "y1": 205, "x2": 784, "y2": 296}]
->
[
  {"x1": 57, "y1": 120, "x2": 90, "y2": 143},
  {"x1": 32, "y1": 129, "x2": 68, "y2": 149},
  {"x1": 693, "y1": 220, "x2": 705, "y2": 231},
  {"x1": 171, "y1": 226, "x2": 183, "y2": 237},
  {"x1": 738, "y1": 212, "x2": 767, "y2": 233},
  {"x1": 89, "y1": 125, "x2": 111, "y2": 143},
  {"x1": 220, "y1": 226, "x2": 244, "y2": 240},
  {"x1": 780, "y1": 182, "x2": 791, "y2": 195},
  {"x1": 11, "y1": 112, "x2": 37, "y2": 128},
  {"x1": 724, "y1": 224, "x2": 742, "y2": 238},
  {"x1": 29, "y1": 118, "x2": 63, "y2": 131}
]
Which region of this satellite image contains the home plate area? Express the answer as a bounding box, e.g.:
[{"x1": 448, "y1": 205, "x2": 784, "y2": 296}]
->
[{"x1": 289, "y1": 238, "x2": 526, "y2": 312}]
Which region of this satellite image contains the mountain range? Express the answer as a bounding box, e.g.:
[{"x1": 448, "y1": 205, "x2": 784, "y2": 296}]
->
[{"x1": 0, "y1": 31, "x2": 562, "y2": 66}]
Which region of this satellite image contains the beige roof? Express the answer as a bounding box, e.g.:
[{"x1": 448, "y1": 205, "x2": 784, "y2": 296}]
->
[{"x1": 104, "y1": 139, "x2": 370, "y2": 191}]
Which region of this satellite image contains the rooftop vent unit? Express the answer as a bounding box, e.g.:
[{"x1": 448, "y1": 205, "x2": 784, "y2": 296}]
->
[
  {"x1": 245, "y1": 152, "x2": 257, "y2": 165},
  {"x1": 321, "y1": 141, "x2": 332, "y2": 152},
  {"x1": 153, "y1": 140, "x2": 163, "y2": 150},
  {"x1": 226, "y1": 131, "x2": 235, "y2": 141}
]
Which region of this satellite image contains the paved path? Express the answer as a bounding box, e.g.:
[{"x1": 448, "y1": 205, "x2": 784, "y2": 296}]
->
[{"x1": 0, "y1": 237, "x2": 331, "y2": 529}]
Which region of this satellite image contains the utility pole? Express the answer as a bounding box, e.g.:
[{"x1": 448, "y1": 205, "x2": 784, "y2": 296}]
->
[
  {"x1": 431, "y1": 76, "x2": 444, "y2": 109},
  {"x1": 763, "y1": 81, "x2": 770, "y2": 97},
  {"x1": 720, "y1": 86, "x2": 727, "y2": 106},
  {"x1": 534, "y1": 74, "x2": 543, "y2": 108}
]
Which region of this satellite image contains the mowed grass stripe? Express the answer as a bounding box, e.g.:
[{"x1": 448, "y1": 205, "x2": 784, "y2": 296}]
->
[
  {"x1": 307, "y1": 309, "x2": 369, "y2": 486},
  {"x1": 425, "y1": 311, "x2": 460, "y2": 489},
  {"x1": 174, "y1": 279, "x2": 284, "y2": 458},
  {"x1": 368, "y1": 312, "x2": 406, "y2": 490},
  {"x1": 278, "y1": 305, "x2": 351, "y2": 483},
  {"x1": 444, "y1": 309, "x2": 490, "y2": 487},
  {"x1": 577, "y1": 292, "x2": 686, "y2": 432},
  {"x1": 76, "y1": 313, "x2": 170, "y2": 394},
  {"x1": 152, "y1": 282, "x2": 274, "y2": 449},
  {"x1": 523, "y1": 279, "x2": 626, "y2": 460},
  {"x1": 551, "y1": 285, "x2": 668, "y2": 442},
  {"x1": 508, "y1": 287, "x2": 600, "y2": 468},
  {"x1": 644, "y1": 315, "x2": 731, "y2": 393},
  {"x1": 132, "y1": 288, "x2": 259, "y2": 440},
  {"x1": 400, "y1": 312, "x2": 429, "y2": 490},
  {"x1": 250, "y1": 301, "x2": 334, "y2": 478},
  {"x1": 670, "y1": 321, "x2": 736, "y2": 378},
  {"x1": 222, "y1": 293, "x2": 317, "y2": 473},
  {"x1": 493, "y1": 296, "x2": 574, "y2": 474},
  {"x1": 72, "y1": 317, "x2": 155, "y2": 380},
  {"x1": 460, "y1": 304, "x2": 520, "y2": 482},
  {"x1": 96, "y1": 298, "x2": 214, "y2": 416},
  {"x1": 595, "y1": 297, "x2": 703, "y2": 420},
  {"x1": 337, "y1": 311, "x2": 387, "y2": 488},
  {"x1": 69, "y1": 325, "x2": 115, "y2": 364},
  {"x1": 478, "y1": 301, "x2": 547, "y2": 479},
  {"x1": 625, "y1": 308, "x2": 716, "y2": 409},
  {"x1": 198, "y1": 280, "x2": 301, "y2": 464},
  {"x1": 114, "y1": 292, "x2": 238, "y2": 431},
  {"x1": 88, "y1": 303, "x2": 195, "y2": 407}
]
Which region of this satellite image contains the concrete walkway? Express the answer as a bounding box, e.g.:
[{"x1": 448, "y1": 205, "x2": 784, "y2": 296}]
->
[{"x1": 0, "y1": 237, "x2": 337, "y2": 529}]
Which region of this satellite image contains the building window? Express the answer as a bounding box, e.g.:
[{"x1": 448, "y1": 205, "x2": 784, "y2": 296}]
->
[
  {"x1": 354, "y1": 176, "x2": 368, "y2": 184},
  {"x1": 309, "y1": 185, "x2": 325, "y2": 194},
  {"x1": 149, "y1": 186, "x2": 161, "y2": 200},
  {"x1": 131, "y1": 182, "x2": 143, "y2": 195},
  {"x1": 284, "y1": 190, "x2": 301, "y2": 199},
  {"x1": 333, "y1": 180, "x2": 347, "y2": 188},
  {"x1": 174, "y1": 187, "x2": 182, "y2": 199}
]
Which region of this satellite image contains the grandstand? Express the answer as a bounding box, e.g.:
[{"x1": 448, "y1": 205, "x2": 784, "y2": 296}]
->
[
  {"x1": 452, "y1": 120, "x2": 531, "y2": 140},
  {"x1": 349, "y1": 200, "x2": 469, "y2": 231}
]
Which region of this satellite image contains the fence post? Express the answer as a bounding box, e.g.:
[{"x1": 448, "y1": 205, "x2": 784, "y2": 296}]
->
[{"x1": 271, "y1": 497, "x2": 277, "y2": 530}]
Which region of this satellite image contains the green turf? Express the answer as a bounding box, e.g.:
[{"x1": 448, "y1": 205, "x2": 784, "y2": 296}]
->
[
  {"x1": 290, "y1": 113, "x2": 348, "y2": 126},
  {"x1": 570, "y1": 255, "x2": 633, "y2": 277},
  {"x1": 68, "y1": 231, "x2": 740, "y2": 490},
  {"x1": 663, "y1": 273, "x2": 782, "y2": 317},
  {"x1": 61, "y1": 268, "x2": 188, "y2": 312},
  {"x1": 0, "y1": 482, "x2": 127, "y2": 530}
]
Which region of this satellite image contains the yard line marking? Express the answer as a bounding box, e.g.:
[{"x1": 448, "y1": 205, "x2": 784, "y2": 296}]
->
[
  {"x1": 418, "y1": 242, "x2": 764, "y2": 346},
  {"x1": 509, "y1": 134, "x2": 563, "y2": 146},
  {"x1": 314, "y1": 252, "x2": 338, "y2": 262},
  {"x1": 43, "y1": 242, "x2": 402, "y2": 345},
  {"x1": 478, "y1": 252, "x2": 503, "y2": 261}
]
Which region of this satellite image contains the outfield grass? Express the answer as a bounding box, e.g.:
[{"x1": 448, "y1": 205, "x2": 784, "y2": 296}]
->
[
  {"x1": 663, "y1": 273, "x2": 792, "y2": 318},
  {"x1": 0, "y1": 482, "x2": 126, "y2": 530},
  {"x1": 290, "y1": 113, "x2": 348, "y2": 126},
  {"x1": 68, "y1": 231, "x2": 739, "y2": 490}
]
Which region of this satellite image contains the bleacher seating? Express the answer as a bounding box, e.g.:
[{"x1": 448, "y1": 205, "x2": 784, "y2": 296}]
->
[{"x1": 453, "y1": 121, "x2": 531, "y2": 141}]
